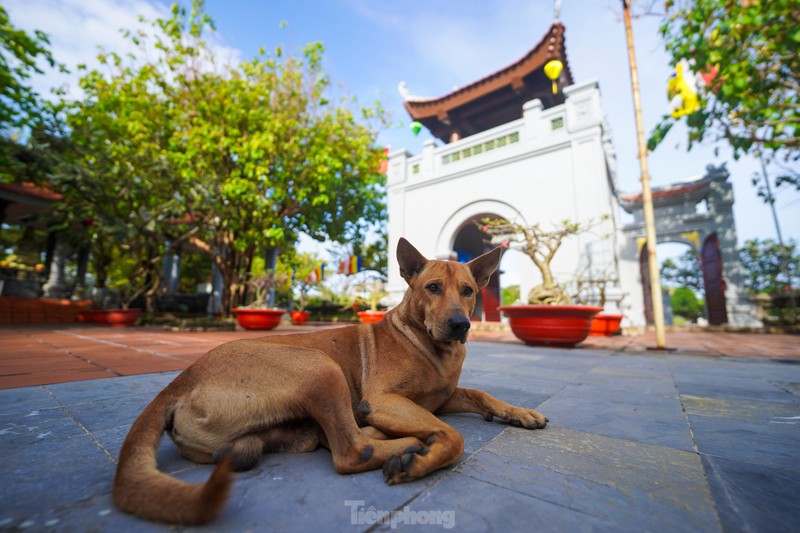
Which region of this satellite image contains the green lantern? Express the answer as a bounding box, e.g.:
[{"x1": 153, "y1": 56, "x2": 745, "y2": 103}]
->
[{"x1": 410, "y1": 121, "x2": 423, "y2": 136}]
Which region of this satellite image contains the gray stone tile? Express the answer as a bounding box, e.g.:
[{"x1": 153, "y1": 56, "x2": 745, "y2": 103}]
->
[
  {"x1": 186, "y1": 448, "x2": 442, "y2": 532},
  {"x1": 702, "y1": 454, "x2": 800, "y2": 533},
  {"x1": 0, "y1": 408, "x2": 115, "y2": 523},
  {"x1": 674, "y1": 375, "x2": 800, "y2": 405},
  {"x1": 47, "y1": 371, "x2": 179, "y2": 406},
  {"x1": 375, "y1": 472, "x2": 623, "y2": 532},
  {"x1": 63, "y1": 393, "x2": 159, "y2": 436},
  {"x1": 770, "y1": 380, "x2": 800, "y2": 398},
  {"x1": 0, "y1": 386, "x2": 61, "y2": 416},
  {"x1": 439, "y1": 414, "x2": 507, "y2": 456},
  {"x1": 540, "y1": 395, "x2": 694, "y2": 452},
  {"x1": 669, "y1": 359, "x2": 800, "y2": 405},
  {"x1": 457, "y1": 427, "x2": 721, "y2": 532},
  {"x1": 536, "y1": 386, "x2": 694, "y2": 451},
  {"x1": 682, "y1": 396, "x2": 800, "y2": 472}
]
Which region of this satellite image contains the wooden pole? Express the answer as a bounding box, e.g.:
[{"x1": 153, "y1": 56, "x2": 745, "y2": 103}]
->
[{"x1": 621, "y1": 0, "x2": 667, "y2": 348}]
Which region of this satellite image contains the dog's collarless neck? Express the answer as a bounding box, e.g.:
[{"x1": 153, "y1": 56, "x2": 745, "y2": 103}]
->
[{"x1": 389, "y1": 311, "x2": 457, "y2": 363}]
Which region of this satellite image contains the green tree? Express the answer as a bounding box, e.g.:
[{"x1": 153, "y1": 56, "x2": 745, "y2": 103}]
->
[
  {"x1": 0, "y1": 6, "x2": 66, "y2": 184},
  {"x1": 0, "y1": 5, "x2": 62, "y2": 133},
  {"x1": 649, "y1": 0, "x2": 799, "y2": 195},
  {"x1": 659, "y1": 250, "x2": 703, "y2": 292},
  {"x1": 501, "y1": 285, "x2": 520, "y2": 306},
  {"x1": 739, "y1": 238, "x2": 799, "y2": 294},
  {"x1": 670, "y1": 287, "x2": 705, "y2": 321},
  {"x1": 55, "y1": 1, "x2": 388, "y2": 312}
]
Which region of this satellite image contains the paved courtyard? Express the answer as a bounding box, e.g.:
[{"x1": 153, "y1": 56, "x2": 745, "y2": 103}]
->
[{"x1": 0, "y1": 324, "x2": 798, "y2": 531}]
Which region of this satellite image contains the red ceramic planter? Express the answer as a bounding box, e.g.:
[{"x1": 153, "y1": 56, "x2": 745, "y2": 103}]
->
[
  {"x1": 499, "y1": 305, "x2": 603, "y2": 347},
  {"x1": 79, "y1": 309, "x2": 140, "y2": 326},
  {"x1": 232, "y1": 308, "x2": 285, "y2": 330},
  {"x1": 104, "y1": 309, "x2": 141, "y2": 327},
  {"x1": 79, "y1": 309, "x2": 105, "y2": 324},
  {"x1": 589, "y1": 313, "x2": 624, "y2": 337},
  {"x1": 357, "y1": 311, "x2": 386, "y2": 323},
  {"x1": 291, "y1": 310, "x2": 311, "y2": 325}
]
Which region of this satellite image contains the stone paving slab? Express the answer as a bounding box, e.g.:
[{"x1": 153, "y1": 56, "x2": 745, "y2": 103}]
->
[{"x1": 1, "y1": 340, "x2": 799, "y2": 531}]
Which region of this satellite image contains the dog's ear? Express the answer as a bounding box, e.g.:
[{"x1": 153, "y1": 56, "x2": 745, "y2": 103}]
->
[
  {"x1": 397, "y1": 238, "x2": 429, "y2": 284},
  {"x1": 467, "y1": 247, "x2": 503, "y2": 289}
]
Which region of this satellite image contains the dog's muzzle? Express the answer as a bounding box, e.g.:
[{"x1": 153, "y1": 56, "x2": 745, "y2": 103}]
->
[{"x1": 447, "y1": 315, "x2": 471, "y2": 344}]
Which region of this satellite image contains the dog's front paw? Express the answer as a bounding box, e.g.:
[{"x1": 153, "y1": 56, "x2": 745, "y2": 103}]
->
[
  {"x1": 498, "y1": 407, "x2": 548, "y2": 429},
  {"x1": 382, "y1": 445, "x2": 428, "y2": 484}
]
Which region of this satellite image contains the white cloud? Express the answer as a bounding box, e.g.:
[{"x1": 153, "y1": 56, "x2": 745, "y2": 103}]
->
[{"x1": 5, "y1": 0, "x2": 242, "y2": 101}]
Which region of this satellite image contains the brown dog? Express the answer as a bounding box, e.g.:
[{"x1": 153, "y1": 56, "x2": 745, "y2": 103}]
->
[{"x1": 112, "y1": 238, "x2": 548, "y2": 524}]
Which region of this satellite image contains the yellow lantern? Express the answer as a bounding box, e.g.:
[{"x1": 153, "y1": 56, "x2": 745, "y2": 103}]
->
[{"x1": 544, "y1": 59, "x2": 563, "y2": 94}]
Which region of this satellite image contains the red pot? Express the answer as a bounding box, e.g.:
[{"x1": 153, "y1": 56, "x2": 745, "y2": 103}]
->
[
  {"x1": 291, "y1": 310, "x2": 311, "y2": 325},
  {"x1": 357, "y1": 311, "x2": 386, "y2": 324},
  {"x1": 498, "y1": 305, "x2": 603, "y2": 347},
  {"x1": 589, "y1": 313, "x2": 624, "y2": 337},
  {"x1": 79, "y1": 309, "x2": 100, "y2": 323},
  {"x1": 104, "y1": 309, "x2": 141, "y2": 327},
  {"x1": 232, "y1": 308, "x2": 285, "y2": 330}
]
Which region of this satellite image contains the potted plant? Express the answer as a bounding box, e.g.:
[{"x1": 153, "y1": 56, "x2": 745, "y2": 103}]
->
[
  {"x1": 289, "y1": 253, "x2": 324, "y2": 325},
  {"x1": 78, "y1": 230, "x2": 150, "y2": 327},
  {"x1": 231, "y1": 269, "x2": 286, "y2": 330},
  {"x1": 482, "y1": 217, "x2": 605, "y2": 347},
  {"x1": 570, "y1": 265, "x2": 624, "y2": 337},
  {"x1": 356, "y1": 278, "x2": 388, "y2": 323}
]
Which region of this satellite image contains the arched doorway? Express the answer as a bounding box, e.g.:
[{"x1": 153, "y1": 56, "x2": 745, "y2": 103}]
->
[
  {"x1": 452, "y1": 216, "x2": 501, "y2": 321},
  {"x1": 700, "y1": 233, "x2": 728, "y2": 325},
  {"x1": 640, "y1": 233, "x2": 728, "y2": 325},
  {"x1": 621, "y1": 165, "x2": 759, "y2": 326}
]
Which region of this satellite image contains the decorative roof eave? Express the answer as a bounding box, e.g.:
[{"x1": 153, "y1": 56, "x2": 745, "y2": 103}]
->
[
  {"x1": 0, "y1": 182, "x2": 63, "y2": 204},
  {"x1": 403, "y1": 22, "x2": 574, "y2": 119},
  {"x1": 619, "y1": 165, "x2": 731, "y2": 210}
]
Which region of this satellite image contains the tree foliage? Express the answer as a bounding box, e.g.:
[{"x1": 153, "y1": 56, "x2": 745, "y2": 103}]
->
[
  {"x1": 659, "y1": 250, "x2": 703, "y2": 292},
  {"x1": 0, "y1": 6, "x2": 66, "y2": 183},
  {"x1": 53, "y1": 1, "x2": 388, "y2": 312},
  {"x1": 649, "y1": 0, "x2": 799, "y2": 195},
  {"x1": 0, "y1": 5, "x2": 62, "y2": 133},
  {"x1": 738, "y1": 238, "x2": 799, "y2": 294},
  {"x1": 669, "y1": 287, "x2": 705, "y2": 320}
]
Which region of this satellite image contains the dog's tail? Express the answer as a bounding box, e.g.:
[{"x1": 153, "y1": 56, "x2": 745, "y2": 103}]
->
[{"x1": 112, "y1": 392, "x2": 233, "y2": 524}]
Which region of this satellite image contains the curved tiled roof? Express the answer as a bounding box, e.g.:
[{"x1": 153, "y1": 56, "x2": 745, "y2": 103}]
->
[
  {"x1": 404, "y1": 23, "x2": 573, "y2": 142},
  {"x1": 0, "y1": 182, "x2": 62, "y2": 202}
]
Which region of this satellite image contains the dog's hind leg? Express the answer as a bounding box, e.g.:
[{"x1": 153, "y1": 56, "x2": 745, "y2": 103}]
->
[
  {"x1": 299, "y1": 358, "x2": 424, "y2": 474},
  {"x1": 212, "y1": 434, "x2": 263, "y2": 472},
  {"x1": 359, "y1": 393, "x2": 467, "y2": 484}
]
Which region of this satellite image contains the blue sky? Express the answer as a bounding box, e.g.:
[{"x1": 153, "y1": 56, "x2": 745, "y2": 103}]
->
[{"x1": 7, "y1": 0, "x2": 799, "y2": 255}]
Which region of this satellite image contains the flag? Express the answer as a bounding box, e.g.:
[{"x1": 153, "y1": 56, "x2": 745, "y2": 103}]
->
[
  {"x1": 304, "y1": 263, "x2": 325, "y2": 283},
  {"x1": 338, "y1": 255, "x2": 362, "y2": 275}
]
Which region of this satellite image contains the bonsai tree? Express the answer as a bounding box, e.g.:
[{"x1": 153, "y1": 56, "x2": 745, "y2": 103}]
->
[
  {"x1": 243, "y1": 267, "x2": 289, "y2": 309},
  {"x1": 569, "y1": 264, "x2": 618, "y2": 309},
  {"x1": 480, "y1": 216, "x2": 609, "y2": 305},
  {"x1": 289, "y1": 253, "x2": 325, "y2": 311},
  {"x1": 363, "y1": 278, "x2": 387, "y2": 313}
]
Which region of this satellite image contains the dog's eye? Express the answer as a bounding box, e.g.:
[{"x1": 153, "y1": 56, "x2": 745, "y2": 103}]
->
[
  {"x1": 426, "y1": 283, "x2": 439, "y2": 294},
  {"x1": 463, "y1": 287, "x2": 474, "y2": 297}
]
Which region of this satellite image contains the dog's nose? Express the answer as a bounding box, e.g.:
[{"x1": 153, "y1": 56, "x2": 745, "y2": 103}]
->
[{"x1": 447, "y1": 315, "x2": 471, "y2": 337}]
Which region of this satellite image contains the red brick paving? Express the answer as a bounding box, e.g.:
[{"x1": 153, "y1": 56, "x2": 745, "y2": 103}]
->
[{"x1": 1, "y1": 323, "x2": 797, "y2": 390}]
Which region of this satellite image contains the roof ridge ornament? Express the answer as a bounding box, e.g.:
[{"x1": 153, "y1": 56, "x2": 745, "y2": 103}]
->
[
  {"x1": 553, "y1": 0, "x2": 562, "y2": 22},
  {"x1": 398, "y1": 81, "x2": 410, "y2": 100}
]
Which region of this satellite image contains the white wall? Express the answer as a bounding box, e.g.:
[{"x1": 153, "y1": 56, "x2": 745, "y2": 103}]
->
[{"x1": 387, "y1": 79, "x2": 630, "y2": 319}]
